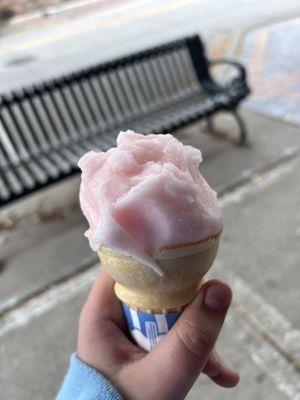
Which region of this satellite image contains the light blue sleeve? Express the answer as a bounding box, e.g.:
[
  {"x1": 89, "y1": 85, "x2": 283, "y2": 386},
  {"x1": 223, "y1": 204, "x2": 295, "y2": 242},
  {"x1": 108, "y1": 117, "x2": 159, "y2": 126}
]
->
[{"x1": 56, "y1": 354, "x2": 124, "y2": 400}]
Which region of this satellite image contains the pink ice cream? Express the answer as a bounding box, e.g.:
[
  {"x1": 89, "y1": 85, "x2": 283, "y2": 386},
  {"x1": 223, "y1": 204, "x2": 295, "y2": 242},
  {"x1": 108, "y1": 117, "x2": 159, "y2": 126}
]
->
[{"x1": 79, "y1": 130, "x2": 222, "y2": 273}]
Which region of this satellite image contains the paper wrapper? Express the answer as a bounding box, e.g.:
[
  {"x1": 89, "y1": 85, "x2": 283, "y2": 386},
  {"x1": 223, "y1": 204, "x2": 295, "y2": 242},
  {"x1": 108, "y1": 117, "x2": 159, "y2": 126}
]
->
[{"x1": 99, "y1": 232, "x2": 221, "y2": 351}]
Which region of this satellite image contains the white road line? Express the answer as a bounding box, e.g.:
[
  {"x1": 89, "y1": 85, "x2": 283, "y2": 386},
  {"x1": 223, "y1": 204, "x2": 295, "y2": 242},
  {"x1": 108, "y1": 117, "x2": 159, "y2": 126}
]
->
[
  {"x1": 231, "y1": 312, "x2": 300, "y2": 400},
  {"x1": 0, "y1": 266, "x2": 98, "y2": 338}
]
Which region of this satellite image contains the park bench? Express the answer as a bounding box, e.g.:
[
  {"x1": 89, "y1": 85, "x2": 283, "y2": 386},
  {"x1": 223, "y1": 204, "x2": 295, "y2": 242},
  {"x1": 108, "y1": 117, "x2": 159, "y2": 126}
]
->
[{"x1": 0, "y1": 35, "x2": 250, "y2": 206}]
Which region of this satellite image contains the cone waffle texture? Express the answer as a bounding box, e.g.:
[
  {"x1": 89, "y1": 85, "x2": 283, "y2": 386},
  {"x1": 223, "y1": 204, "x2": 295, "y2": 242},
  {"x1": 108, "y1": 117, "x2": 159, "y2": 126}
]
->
[{"x1": 99, "y1": 232, "x2": 221, "y2": 313}]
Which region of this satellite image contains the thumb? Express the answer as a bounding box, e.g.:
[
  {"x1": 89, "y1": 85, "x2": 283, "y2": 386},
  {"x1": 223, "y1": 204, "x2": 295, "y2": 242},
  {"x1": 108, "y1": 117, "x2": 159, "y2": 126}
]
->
[{"x1": 141, "y1": 280, "x2": 232, "y2": 399}]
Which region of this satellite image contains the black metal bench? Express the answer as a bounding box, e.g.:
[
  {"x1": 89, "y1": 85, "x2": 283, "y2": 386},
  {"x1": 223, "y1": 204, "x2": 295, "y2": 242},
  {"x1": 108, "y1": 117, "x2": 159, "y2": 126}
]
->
[{"x1": 0, "y1": 35, "x2": 250, "y2": 206}]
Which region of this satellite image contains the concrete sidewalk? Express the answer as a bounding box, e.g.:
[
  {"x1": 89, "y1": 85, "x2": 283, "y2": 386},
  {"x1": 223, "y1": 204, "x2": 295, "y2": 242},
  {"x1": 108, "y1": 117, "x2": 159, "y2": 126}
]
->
[{"x1": 1, "y1": 110, "x2": 300, "y2": 400}]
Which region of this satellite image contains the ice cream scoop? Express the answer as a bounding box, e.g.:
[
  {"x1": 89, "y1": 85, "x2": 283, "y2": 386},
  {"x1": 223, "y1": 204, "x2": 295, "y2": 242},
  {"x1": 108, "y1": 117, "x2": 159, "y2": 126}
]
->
[{"x1": 79, "y1": 130, "x2": 222, "y2": 274}]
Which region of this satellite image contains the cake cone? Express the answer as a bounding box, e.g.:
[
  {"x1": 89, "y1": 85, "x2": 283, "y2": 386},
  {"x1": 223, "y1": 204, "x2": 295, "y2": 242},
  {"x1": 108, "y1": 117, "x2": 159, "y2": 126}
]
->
[{"x1": 98, "y1": 232, "x2": 221, "y2": 351}]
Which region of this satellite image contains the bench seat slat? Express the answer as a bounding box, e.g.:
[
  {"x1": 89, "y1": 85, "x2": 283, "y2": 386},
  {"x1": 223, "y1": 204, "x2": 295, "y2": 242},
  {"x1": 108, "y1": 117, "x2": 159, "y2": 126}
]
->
[
  {"x1": 36, "y1": 155, "x2": 60, "y2": 179},
  {"x1": 25, "y1": 160, "x2": 48, "y2": 185},
  {"x1": 47, "y1": 152, "x2": 72, "y2": 175},
  {"x1": 2, "y1": 167, "x2": 25, "y2": 195}
]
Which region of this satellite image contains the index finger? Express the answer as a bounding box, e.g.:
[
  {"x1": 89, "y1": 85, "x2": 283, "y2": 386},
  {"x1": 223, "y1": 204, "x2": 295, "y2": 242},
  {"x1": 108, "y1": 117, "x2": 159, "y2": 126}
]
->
[{"x1": 81, "y1": 268, "x2": 125, "y2": 329}]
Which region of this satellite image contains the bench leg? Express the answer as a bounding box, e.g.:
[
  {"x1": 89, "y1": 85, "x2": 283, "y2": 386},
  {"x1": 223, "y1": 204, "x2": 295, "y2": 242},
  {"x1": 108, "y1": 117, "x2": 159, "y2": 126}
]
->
[
  {"x1": 232, "y1": 108, "x2": 248, "y2": 145},
  {"x1": 206, "y1": 109, "x2": 248, "y2": 145},
  {"x1": 206, "y1": 116, "x2": 215, "y2": 133}
]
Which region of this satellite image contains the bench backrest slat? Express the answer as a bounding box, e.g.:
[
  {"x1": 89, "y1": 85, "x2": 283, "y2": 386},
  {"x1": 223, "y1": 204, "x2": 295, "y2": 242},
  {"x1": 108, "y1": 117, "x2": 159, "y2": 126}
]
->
[
  {"x1": 32, "y1": 94, "x2": 61, "y2": 150},
  {"x1": 0, "y1": 121, "x2": 20, "y2": 166},
  {"x1": 0, "y1": 105, "x2": 30, "y2": 163}
]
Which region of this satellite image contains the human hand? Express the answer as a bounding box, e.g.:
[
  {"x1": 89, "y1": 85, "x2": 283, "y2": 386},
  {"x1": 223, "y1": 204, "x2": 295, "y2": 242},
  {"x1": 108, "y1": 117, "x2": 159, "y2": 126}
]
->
[{"x1": 77, "y1": 270, "x2": 239, "y2": 400}]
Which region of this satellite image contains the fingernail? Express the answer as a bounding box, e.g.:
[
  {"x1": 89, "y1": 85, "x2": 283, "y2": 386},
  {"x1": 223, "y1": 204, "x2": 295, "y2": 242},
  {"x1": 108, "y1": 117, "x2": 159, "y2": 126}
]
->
[{"x1": 204, "y1": 282, "x2": 232, "y2": 313}]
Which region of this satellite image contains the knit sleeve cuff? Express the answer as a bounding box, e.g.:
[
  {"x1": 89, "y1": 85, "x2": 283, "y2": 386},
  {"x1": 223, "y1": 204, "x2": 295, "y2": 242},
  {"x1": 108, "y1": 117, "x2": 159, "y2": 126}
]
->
[{"x1": 56, "y1": 353, "x2": 124, "y2": 400}]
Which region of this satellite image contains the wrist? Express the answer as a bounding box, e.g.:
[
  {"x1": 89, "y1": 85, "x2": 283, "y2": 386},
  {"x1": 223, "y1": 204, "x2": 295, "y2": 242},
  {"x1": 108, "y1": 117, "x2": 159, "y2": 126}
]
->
[{"x1": 57, "y1": 353, "x2": 124, "y2": 400}]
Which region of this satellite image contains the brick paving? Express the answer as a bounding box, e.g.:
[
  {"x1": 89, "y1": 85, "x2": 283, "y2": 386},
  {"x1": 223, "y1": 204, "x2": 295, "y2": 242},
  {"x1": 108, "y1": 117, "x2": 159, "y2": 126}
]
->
[{"x1": 240, "y1": 17, "x2": 300, "y2": 125}]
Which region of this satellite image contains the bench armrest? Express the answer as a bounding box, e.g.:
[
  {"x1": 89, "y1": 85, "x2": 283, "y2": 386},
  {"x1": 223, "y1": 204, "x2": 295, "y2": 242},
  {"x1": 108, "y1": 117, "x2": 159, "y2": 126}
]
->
[{"x1": 209, "y1": 58, "x2": 247, "y2": 81}]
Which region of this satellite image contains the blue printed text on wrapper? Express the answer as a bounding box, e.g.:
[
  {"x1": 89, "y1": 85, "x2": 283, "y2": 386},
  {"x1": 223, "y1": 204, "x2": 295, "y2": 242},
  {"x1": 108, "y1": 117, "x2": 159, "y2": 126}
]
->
[{"x1": 122, "y1": 303, "x2": 181, "y2": 351}]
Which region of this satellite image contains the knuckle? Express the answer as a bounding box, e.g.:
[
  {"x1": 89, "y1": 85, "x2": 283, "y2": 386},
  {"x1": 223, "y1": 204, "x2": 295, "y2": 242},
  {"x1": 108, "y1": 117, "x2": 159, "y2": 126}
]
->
[
  {"x1": 204, "y1": 354, "x2": 222, "y2": 376},
  {"x1": 176, "y1": 320, "x2": 215, "y2": 357}
]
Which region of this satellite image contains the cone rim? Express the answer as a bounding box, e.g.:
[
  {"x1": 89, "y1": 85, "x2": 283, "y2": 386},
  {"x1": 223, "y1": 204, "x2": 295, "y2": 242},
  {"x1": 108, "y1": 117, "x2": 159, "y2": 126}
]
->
[{"x1": 99, "y1": 230, "x2": 222, "y2": 261}]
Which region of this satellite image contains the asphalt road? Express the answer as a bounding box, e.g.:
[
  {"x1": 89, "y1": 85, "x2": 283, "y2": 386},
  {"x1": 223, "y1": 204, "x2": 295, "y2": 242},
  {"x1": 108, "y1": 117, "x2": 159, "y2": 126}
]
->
[{"x1": 0, "y1": 0, "x2": 300, "y2": 93}]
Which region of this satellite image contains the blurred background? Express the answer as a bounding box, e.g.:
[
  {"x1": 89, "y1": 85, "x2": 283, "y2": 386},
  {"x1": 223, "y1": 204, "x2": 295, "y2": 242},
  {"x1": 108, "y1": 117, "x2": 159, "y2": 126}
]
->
[{"x1": 0, "y1": 1, "x2": 300, "y2": 399}]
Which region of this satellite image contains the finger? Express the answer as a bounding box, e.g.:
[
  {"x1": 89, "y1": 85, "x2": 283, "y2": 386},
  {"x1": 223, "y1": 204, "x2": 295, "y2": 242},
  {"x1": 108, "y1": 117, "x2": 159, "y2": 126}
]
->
[
  {"x1": 203, "y1": 350, "x2": 239, "y2": 387},
  {"x1": 79, "y1": 269, "x2": 145, "y2": 357},
  {"x1": 80, "y1": 268, "x2": 125, "y2": 329},
  {"x1": 211, "y1": 367, "x2": 240, "y2": 388},
  {"x1": 78, "y1": 268, "x2": 144, "y2": 378},
  {"x1": 129, "y1": 280, "x2": 232, "y2": 400}
]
